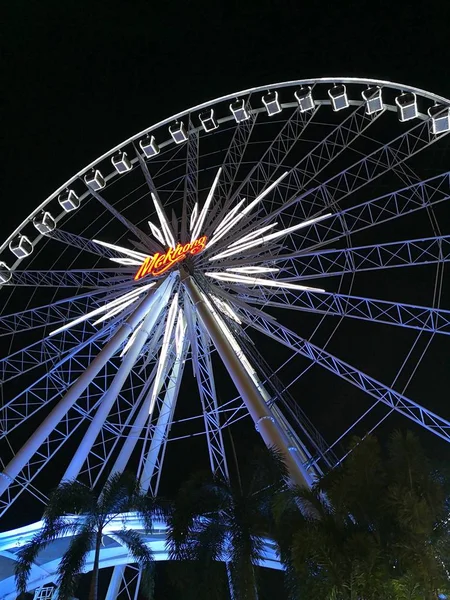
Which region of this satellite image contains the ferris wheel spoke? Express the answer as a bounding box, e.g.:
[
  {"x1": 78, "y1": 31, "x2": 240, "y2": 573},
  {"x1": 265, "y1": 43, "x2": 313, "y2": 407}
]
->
[
  {"x1": 239, "y1": 286, "x2": 450, "y2": 336},
  {"x1": 86, "y1": 184, "x2": 161, "y2": 254},
  {"x1": 0, "y1": 288, "x2": 162, "y2": 501},
  {"x1": 72, "y1": 360, "x2": 159, "y2": 489},
  {"x1": 138, "y1": 342, "x2": 188, "y2": 495},
  {"x1": 186, "y1": 298, "x2": 229, "y2": 480},
  {"x1": 221, "y1": 103, "x2": 319, "y2": 212},
  {"x1": 0, "y1": 287, "x2": 124, "y2": 336},
  {"x1": 47, "y1": 228, "x2": 129, "y2": 260},
  {"x1": 5, "y1": 268, "x2": 132, "y2": 288},
  {"x1": 239, "y1": 308, "x2": 450, "y2": 444},
  {"x1": 180, "y1": 117, "x2": 199, "y2": 240},
  {"x1": 209, "y1": 99, "x2": 257, "y2": 218},
  {"x1": 61, "y1": 280, "x2": 173, "y2": 481},
  {"x1": 0, "y1": 314, "x2": 130, "y2": 435},
  {"x1": 0, "y1": 310, "x2": 122, "y2": 386},
  {"x1": 265, "y1": 234, "x2": 450, "y2": 279},
  {"x1": 270, "y1": 120, "x2": 449, "y2": 229},
  {"x1": 239, "y1": 171, "x2": 450, "y2": 257},
  {"x1": 226, "y1": 103, "x2": 382, "y2": 234}
]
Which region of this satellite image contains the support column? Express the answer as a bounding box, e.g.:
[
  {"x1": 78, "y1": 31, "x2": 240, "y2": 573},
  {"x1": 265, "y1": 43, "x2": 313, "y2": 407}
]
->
[
  {"x1": 62, "y1": 290, "x2": 168, "y2": 482},
  {"x1": 0, "y1": 282, "x2": 165, "y2": 497},
  {"x1": 182, "y1": 274, "x2": 310, "y2": 488}
]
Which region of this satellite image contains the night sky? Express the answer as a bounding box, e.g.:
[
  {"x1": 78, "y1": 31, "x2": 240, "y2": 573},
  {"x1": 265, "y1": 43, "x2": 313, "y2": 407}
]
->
[{"x1": 2, "y1": 1, "x2": 450, "y2": 597}]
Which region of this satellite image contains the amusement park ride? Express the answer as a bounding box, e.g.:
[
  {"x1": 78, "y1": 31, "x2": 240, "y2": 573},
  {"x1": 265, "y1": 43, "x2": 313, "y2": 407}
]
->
[{"x1": 0, "y1": 77, "x2": 449, "y2": 599}]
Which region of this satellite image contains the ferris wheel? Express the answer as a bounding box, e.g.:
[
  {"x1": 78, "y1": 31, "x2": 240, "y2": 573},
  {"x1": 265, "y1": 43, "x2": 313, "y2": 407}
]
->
[{"x1": 0, "y1": 77, "x2": 450, "y2": 598}]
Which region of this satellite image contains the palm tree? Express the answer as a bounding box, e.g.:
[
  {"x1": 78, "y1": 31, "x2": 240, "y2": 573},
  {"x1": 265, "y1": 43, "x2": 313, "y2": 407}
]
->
[
  {"x1": 166, "y1": 446, "x2": 287, "y2": 600},
  {"x1": 15, "y1": 472, "x2": 165, "y2": 600},
  {"x1": 276, "y1": 431, "x2": 450, "y2": 599}
]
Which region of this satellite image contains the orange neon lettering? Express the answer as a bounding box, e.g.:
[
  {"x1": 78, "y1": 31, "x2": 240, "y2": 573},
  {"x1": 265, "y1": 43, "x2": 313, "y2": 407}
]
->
[{"x1": 134, "y1": 236, "x2": 207, "y2": 280}]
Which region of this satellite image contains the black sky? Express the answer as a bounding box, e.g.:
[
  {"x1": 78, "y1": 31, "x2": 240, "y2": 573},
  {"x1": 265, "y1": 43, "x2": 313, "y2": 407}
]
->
[{"x1": 2, "y1": 1, "x2": 450, "y2": 596}]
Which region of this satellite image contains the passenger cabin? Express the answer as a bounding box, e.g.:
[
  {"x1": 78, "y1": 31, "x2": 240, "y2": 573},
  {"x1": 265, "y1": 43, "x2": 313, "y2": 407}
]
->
[
  {"x1": 58, "y1": 190, "x2": 80, "y2": 212},
  {"x1": 9, "y1": 235, "x2": 33, "y2": 259},
  {"x1": 33, "y1": 211, "x2": 56, "y2": 234},
  {"x1": 169, "y1": 122, "x2": 188, "y2": 144},
  {"x1": 139, "y1": 135, "x2": 160, "y2": 158},
  {"x1": 84, "y1": 169, "x2": 106, "y2": 190},
  {"x1": 294, "y1": 87, "x2": 314, "y2": 113},
  {"x1": 395, "y1": 92, "x2": 418, "y2": 122},
  {"x1": 328, "y1": 85, "x2": 349, "y2": 111},
  {"x1": 262, "y1": 91, "x2": 282, "y2": 116},
  {"x1": 362, "y1": 86, "x2": 383, "y2": 114},
  {"x1": 230, "y1": 99, "x2": 250, "y2": 123},
  {"x1": 112, "y1": 151, "x2": 132, "y2": 173}
]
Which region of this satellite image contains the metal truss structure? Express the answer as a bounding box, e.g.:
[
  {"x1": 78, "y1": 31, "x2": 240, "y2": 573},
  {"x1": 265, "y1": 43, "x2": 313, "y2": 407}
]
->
[{"x1": 0, "y1": 77, "x2": 449, "y2": 599}]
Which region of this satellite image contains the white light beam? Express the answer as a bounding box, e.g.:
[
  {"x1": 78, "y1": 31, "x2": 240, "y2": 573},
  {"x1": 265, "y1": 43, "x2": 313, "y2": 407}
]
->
[
  {"x1": 149, "y1": 293, "x2": 179, "y2": 414},
  {"x1": 49, "y1": 283, "x2": 155, "y2": 336},
  {"x1": 209, "y1": 213, "x2": 331, "y2": 261},
  {"x1": 191, "y1": 167, "x2": 222, "y2": 241},
  {"x1": 151, "y1": 192, "x2": 176, "y2": 248},
  {"x1": 206, "y1": 171, "x2": 288, "y2": 249},
  {"x1": 93, "y1": 239, "x2": 148, "y2": 262},
  {"x1": 205, "y1": 271, "x2": 325, "y2": 293},
  {"x1": 148, "y1": 220, "x2": 165, "y2": 245},
  {"x1": 226, "y1": 266, "x2": 280, "y2": 274}
]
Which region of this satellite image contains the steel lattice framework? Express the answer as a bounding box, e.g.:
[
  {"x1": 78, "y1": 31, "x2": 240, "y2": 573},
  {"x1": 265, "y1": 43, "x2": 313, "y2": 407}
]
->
[{"x1": 0, "y1": 77, "x2": 449, "y2": 600}]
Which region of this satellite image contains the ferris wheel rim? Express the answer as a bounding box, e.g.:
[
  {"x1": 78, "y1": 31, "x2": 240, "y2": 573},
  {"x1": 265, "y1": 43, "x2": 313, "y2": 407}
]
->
[{"x1": 1, "y1": 76, "x2": 449, "y2": 258}]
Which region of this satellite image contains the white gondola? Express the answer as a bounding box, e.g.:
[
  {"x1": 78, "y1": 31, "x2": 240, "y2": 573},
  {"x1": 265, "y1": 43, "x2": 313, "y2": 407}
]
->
[
  {"x1": 112, "y1": 151, "x2": 132, "y2": 173},
  {"x1": 230, "y1": 99, "x2": 250, "y2": 123},
  {"x1": 169, "y1": 122, "x2": 188, "y2": 144},
  {"x1": 328, "y1": 85, "x2": 349, "y2": 111},
  {"x1": 199, "y1": 109, "x2": 219, "y2": 132},
  {"x1": 9, "y1": 235, "x2": 33, "y2": 259},
  {"x1": 428, "y1": 105, "x2": 450, "y2": 134},
  {"x1": 0, "y1": 262, "x2": 12, "y2": 284},
  {"x1": 395, "y1": 92, "x2": 418, "y2": 122},
  {"x1": 84, "y1": 169, "x2": 106, "y2": 190},
  {"x1": 58, "y1": 189, "x2": 80, "y2": 212},
  {"x1": 139, "y1": 135, "x2": 160, "y2": 158},
  {"x1": 362, "y1": 86, "x2": 383, "y2": 114},
  {"x1": 262, "y1": 90, "x2": 282, "y2": 116},
  {"x1": 294, "y1": 86, "x2": 314, "y2": 112},
  {"x1": 33, "y1": 211, "x2": 56, "y2": 234}
]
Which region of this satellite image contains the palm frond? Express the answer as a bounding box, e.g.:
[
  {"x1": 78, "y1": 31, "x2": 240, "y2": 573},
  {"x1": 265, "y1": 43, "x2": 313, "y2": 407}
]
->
[
  {"x1": 15, "y1": 518, "x2": 77, "y2": 595},
  {"x1": 114, "y1": 528, "x2": 155, "y2": 599},
  {"x1": 98, "y1": 471, "x2": 140, "y2": 517},
  {"x1": 56, "y1": 526, "x2": 94, "y2": 600},
  {"x1": 44, "y1": 480, "x2": 95, "y2": 520}
]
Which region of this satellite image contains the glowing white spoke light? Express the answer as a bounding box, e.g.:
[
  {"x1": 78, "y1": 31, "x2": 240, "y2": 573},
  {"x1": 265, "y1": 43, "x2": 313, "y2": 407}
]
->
[
  {"x1": 207, "y1": 172, "x2": 288, "y2": 249},
  {"x1": 200, "y1": 292, "x2": 263, "y2": 393},
  {"x1": 226, "y1": 266, "x2": 279, "y2": 274},
  {"x1": 210, "y1": 294, "x2": 242, "y2": 324},
  {"x1": 206, "y1": 199, "x2": 247, "y2": 249},
  {"x1": 212, "y1": 198, "x2": 246, "y2": 236},
  {"x1": 93, "y1": 239, "x2": 148, "y2": 262},
  {"x1": 191, "y1": 168, "x2": 222, "y2": 242},
  {"x1": 205, "y1": 271, "x2": 325, "y2": 293},
  {"x1": 49, "y1": 283, "x2": 155, "y2": 336},
  {"x1": 109, "y1": 257, "x2": 143, "y2": 266},
  {"x1": 175, "y1": 307, "x2": 186, "y2": 355},
  {"x1": 190, "y1": 203, "x2": 198, "y2": 233},
  {"x1": 149, "y1": 293, "x2": 179, "y2": 414},
  {"x1": 227, "y1": 223, "x2": 278, "y2": 248},
  {"x1": 151, "y1": 193, "x2": 176, "y2": 248},
  {"x1": 120, "y1": 322, "x2": 144, "y2": 357},
  {"x1": 148, "y1": 221, "x2": 165, "y2": 245},
  {"x1": 92, "y1": 297, "x2": 138, "y2": 326},
  {"x1": 209, "y1": 213, "x2": 331, "y2": 261}
]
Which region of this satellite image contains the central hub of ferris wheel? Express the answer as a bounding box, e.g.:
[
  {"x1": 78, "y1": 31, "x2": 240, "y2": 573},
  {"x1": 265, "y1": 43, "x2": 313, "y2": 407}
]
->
[{"x1": 134, "y1": 236, "x2": 208, "y2": 279}]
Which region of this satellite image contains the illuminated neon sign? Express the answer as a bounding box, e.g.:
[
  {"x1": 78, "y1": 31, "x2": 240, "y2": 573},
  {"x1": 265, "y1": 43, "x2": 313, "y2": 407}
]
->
[{"x1": 135, "y1": 236, "x2": 207, "y2": 280}]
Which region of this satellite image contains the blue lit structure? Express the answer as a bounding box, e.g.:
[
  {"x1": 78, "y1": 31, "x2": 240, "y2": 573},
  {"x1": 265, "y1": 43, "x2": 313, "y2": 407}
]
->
[{"x1": 0, "y1": 78, "x2": 449, "y2": 597}]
